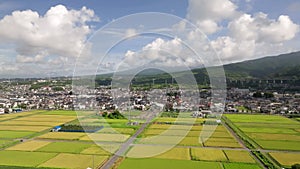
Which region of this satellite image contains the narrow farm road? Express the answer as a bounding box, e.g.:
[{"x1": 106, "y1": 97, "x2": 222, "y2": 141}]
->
[
  {"x1": 100, "y1": 113, "x2": 156, "y2": 169},
  {"x1": 222, "y1": 119, "x2": 267, "y2": 169}
]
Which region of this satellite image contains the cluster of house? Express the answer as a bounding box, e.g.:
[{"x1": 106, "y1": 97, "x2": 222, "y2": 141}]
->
[
  {"x1": 225, "y1": 88, "x2": 300, "y2": 114},
  {"x1": 0, "y1": 79, "x2": 74, "y2": 112},
  {"x1": 0, "y1": 79, "x2": 299, "y2": 116}
]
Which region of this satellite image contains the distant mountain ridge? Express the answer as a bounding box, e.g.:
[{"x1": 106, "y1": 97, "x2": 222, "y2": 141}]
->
[
  {"x1": 222, "y1": 51, "x2": 300, "y2": 80},
  {"x1": 95, "y1": 51, "x2": 300, "y2": 86}
]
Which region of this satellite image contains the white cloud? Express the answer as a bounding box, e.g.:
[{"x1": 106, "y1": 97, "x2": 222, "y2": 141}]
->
[
  {"x1": 186, "y1": 0, "x2": 238, "y2": 34},
  {"x1": 210, "y1": 12, "x2": 300, "y2": 63},
  {"x1": 187, "y1": 0, "x2": 238, "y2": 21},
  {"x1": 16, "y1": 52, "x2": 46, "y2": 63},
  {"x1": 211, "y1": 36, "x2": 256, "y2": 62},
  {"x1": 195, "y1": 19, "x2": 220, "y2": 34},
  {"x1": 119, "y1": 0, "x2": 300, "y2": 69},
  {"x1": 125, "y1": 28, "x2": 137, "y2": 38},
  {"x1": 185, "y1": 0, "x2": 300, "y2": 63},
  {"x1": 0, "y1": 4, "x2": 98, "y2": 64},
  {"x1": 228, "y1": 13, "x2": 299, "y2": 43},
  {"x1": 123, "y1": 37, "x2": 202, "y2": 69}
]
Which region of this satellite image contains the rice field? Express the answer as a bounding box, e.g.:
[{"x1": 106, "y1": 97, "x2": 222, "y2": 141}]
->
[
  {"x1": 154, "y1": 147, "x2": 190, "y2": 160},
  {"x1": 37, "y1": 142, "x2": 92, "y2": 154},
  {"x1": 269, "y1": 152, "x2": 300, "y2": 166},
  {"x1": 6, "y1": 140, "x2": 51, "y2": 151},
  {"x1": 80, "y1": 145, "x2": 111, "y2": 155},
  {"x1": 122, "y1": 145, "x2": 189, "y2": 160},
  {"x1": 179, "y1": 136, "x2": 202, "y2": 146},
  {"x1": 239, "y1": 127, "x2": 297, "y2": 134},
  {"x1": 0, "y1": 125, "x2": 50, "y2": 132},
  {"x1": 13, "y1": 115, "x2": 76, "y2": 123},
  {"x1": 223, "y1": 163, "x2": 262, "y2": 169},
  {"x1": 0, "y1": 130, "x2": 35, "y2": 139},
  {"x1": 38, "y1": 153, "x2": 108, "y2": 169},
  {"x1": 225, "y1": 114, "x2": 300, "y2": 167},
  {"x1": 41, "y1": 110, "x2": 78, "y2": 116},
  {"x1": 235, "y1": 122, "x2": 300, "y2": 129},
  {"x1": 224, "y1": 150, "x2": 255, "y2": 163},
  {"x1": 138, "y1": 135, "x2": 188, "y2": 145},
  {"x1": 225, "y1": 114, "x2": 298, "y2": 124},
  {"x1": 0, "y1": 120, "x2": 62, "y2": 126},
  {"x1": 191, "y1": 148, "x2": 227, "y2": 161},
  {"x1": 254, "y1": 140, "x2": 300, "y2": 151},
  {"x1": 154, "y1": 117, "x2": 205, "y2": 125},
  {"x1": 118, "y1": 158, "x2": 223, "y2": 169},
  {"x1": 0, "y1": 140, "x2": 14, "y2": 148},
  {"x1": 247, "y1": 133, "x2": 300, "y2": 141},
  {"x1": 99, "y1": 127, "x2": 136, "y2": 135},
  {"x1": 0, "y1": 111, "x2": 270, "y2": 169},
  {"x1": 0, "y1": 151, "x2": 57, "y2": 167},
  {"x1": 80, "y1": 133, "x2": 130, "y2": 142},
  {"x1": 203, "y1": 141, "x2": 242, "y2": 148},
  {"x1": 37, "y1": 132, "x2": 86, "y2": 140}
]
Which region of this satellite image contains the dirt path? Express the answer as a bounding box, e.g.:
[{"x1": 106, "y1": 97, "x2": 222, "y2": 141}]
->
[{"x1": 222, "y1": 120, "x2": 267, "y2": 169}]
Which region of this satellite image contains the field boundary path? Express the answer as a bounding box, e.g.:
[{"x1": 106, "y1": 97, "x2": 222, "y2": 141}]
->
[
  {"x1": 222, "y1": 118, "x2": 267, "y2": 169},
  {"x1": 100, "y1": 114, "x2": 156, "y2": 169}
]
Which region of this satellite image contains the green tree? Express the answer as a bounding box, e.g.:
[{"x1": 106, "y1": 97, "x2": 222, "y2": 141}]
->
[
  {"x1": 264, "y1": 92, "x2": 274, "y2": 98},
  {"x1": 253, "y1": 91, "x2": 262, "y2": 98},
  {"x1": 292, "y1": 164, "x2": 300, "y2": 169}
]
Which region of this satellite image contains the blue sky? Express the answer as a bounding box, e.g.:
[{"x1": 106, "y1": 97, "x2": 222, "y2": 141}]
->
[
  {"x1": 1, "y1": 0, "x2": 299, "y2": 28},
  {"x1": 0, "y1": 0, "x2": 299, "y2": 78},
  {"x1": 0, "y1": 0, "x2": 188, "y2": 25}
]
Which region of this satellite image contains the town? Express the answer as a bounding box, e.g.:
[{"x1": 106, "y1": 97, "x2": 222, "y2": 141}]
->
[{"x1": 0, "y1": 78, "x2": 299, "y2": 117}]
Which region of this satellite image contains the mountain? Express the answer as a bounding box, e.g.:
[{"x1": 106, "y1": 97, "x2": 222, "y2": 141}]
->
[
  {"x1": 95, "y1": 51, "x2": 300, "y2": 87},
  {"x1": 223, "y1": 51, "x2": 300, "y2": 80}
]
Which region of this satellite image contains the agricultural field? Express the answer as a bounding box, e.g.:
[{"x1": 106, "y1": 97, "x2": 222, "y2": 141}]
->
[
  {"x1": 80, "y1": 133, "x2": 130, "y2": 142},
  {"x1": 0, "y1": 130, "x2": 35, "y2": 139},
  {"x1": 37, "y1": 142, "x2": 92, "y2": 154},
  {"x1": 224, "y1": 150, "x2": 256, "y2": 163},
  {"x1": 223, "y1": 163, "x2": 262, "y2": 169},
  {"x1": 37, "y1": 132, "x2": 86, "y2": 140},
  {"x1": 191, "y1": 148, "x2": 227, "y2": 161},
  {"x1": 118, "y1": 158, "x2": 223, "y2": 169},
  {"x1": 0, "y1": 151, "x2": 57, "y2": 167},
  {"x1": 0, "y1": 110, "x2": 267, "y2": 169},
  {"x1": 118, "y1": 158, "x2": 262, "y2": 169},
  {"x1": 6, "y1": 140, "x2": 51, "y2": 151},
  {"x1": 225, "y1": 114, "x2": 299, "y2": 124},
  {"x1": 39, "y1": 153, "x2": 108, "y2": 169},
  {"x1": 0, "y1": 125, "x2": 50, "y2": 132},
  {"x1": 154, "y1": 147, "x2": 190, "y2": 160},
  {"x1": 225, "y1": 114, "x2": 300, "y2": 168},
  {"x1": 139, "y1": 118, "x2": 241, "y2": 148},
  {"x1": 269, "y1": 152, "x2": 300, "y2": 166},
  {"x1": 0, "y1": 110, "x2": 113, "y2": 168}
]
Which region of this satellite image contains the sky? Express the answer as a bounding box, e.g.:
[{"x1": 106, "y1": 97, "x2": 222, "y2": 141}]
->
[{"x1": 0, "y1": 0, "x2": 299, "y2": 78}]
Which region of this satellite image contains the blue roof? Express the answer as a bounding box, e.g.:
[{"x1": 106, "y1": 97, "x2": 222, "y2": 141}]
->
[{"x1": 54, "y1": 126, "x2": 61, "y2": 129}]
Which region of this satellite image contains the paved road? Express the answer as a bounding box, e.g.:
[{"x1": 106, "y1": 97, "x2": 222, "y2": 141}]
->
[
  {"x1": 100, "y1": 113, "x2": 157, "y2": 169},
  {"x1": 222, "y1": 120, "x2": 268, "y2": 169}
]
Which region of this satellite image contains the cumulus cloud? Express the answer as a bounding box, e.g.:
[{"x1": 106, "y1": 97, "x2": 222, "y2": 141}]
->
[
  {"x1": 228, "y1": 13, "x2": 299, "y2": 43},
  {"x1": 186, "y1": 0, "x2": 238, "y2": 34},
  {"x1": 0, "y1": 4, "x2": 98, "y2": 64},
  {"x1": 122, "y1": 0, "x2": 299, "y2": 68},
  {"x1": 123, "y1": 37, "x2": 202, "y2": 69},
  {"x1": 124, "y1": 37, "x2": 183, "y2": 62},
  {"x1": 211, "y1": 36, "x2": 256, "y2": 62},
  {"x1": 211, "y1": 12, "x2": 299, "y2": 62},
  {"x1": 184, "y1": 0, "x2": 300, "y2": 63}
]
